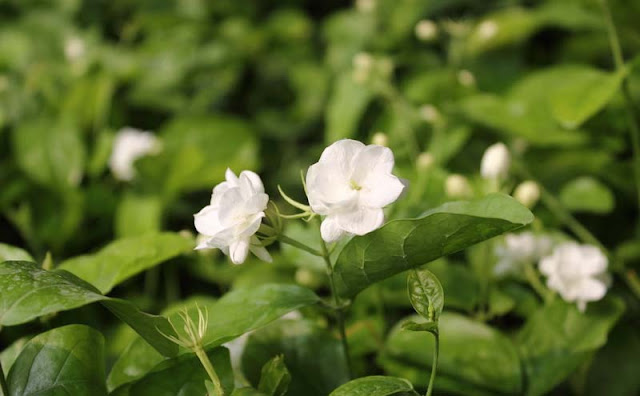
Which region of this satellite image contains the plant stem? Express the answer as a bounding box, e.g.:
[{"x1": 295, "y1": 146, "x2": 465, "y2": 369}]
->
[
  {"x1": 316, "y1": 219, "x2": 353, "y2": 379},
  {"x1": 524, "y1": 262, "x2": 550, "y2": 303},
  {"x1": 0, "y1": 359, "x2": 9, "y2": 396},
  {"x1": 278, "y1": 234, "x2": 324, "y2": 257},
  {"x1": 426, "y1": 331, "x2": 439, "y2": 396},
  {"x1": 599, "y1": 0, "x2": 640, "y2": 213},
  {"x1": 194, "y1": 347, "x2": 224, "y2": 396}
]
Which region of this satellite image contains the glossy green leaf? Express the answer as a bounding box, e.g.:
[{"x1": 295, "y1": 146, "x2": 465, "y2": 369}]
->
[
  {"x1": 550, "y1": 67, "x2": 626, "y2": 129},
  {"x1": 559, "y1": 176, "x2": 615, "y2": 214},
  {"x1": 110, "y1": 348, "x2": 233, "y2": 396},
  {"x1": 516, "y1": 298, "x2": 625, "y2": 396},
  {"x1": 382, "y1": 313, "x2": 522, "y2": 395},
  {"x1": 243, "y1": 319, "x2": 349, "y2": 396},
  {"x1": 329, "y1": 376, "x2": 418, "y2": 396},
  {"x1": 407, "y1": 268, "x2": 444, "y2": 323},
  {"x1": 231, "y1": 388, "x2": 268, "y2": 396},
  {"x1": 7, "y1": 325, "x2": 107, "y2": 396},
  {"x1": 0, "y1": 261, "x2": 178, "y2": 357},
  {"x1": 334, "y1": 194, "x2": 533, "y2": 298},
  {"x1": 58, "y1": 232, "x2": 194, "y2": 294},
  {"x1": 0, "y1": 337, "x2": 30, "y2": 375},
  {"x1": 12, "y1": 118, "x2": 85, "y2": 191},
  {"x1": 466, "y1": 8, "x2": 540, "y2": 55},
  {"x1": 258, "y1": 355, "x2": 291, "y2": 396},
  {"x1": 325, "y1": 73, "x2": 373, "y2": 144},
  {"x1": 0, "y1": 244, "x2": 33, "y2": 263},
  {"x1": 114, "y1": 194, "x2": 163, "y2": 238}
]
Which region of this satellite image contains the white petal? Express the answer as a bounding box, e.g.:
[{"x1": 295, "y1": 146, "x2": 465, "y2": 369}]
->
[
  {"x1": 320, "y1": 216, "x2": 348, "y2": 242},
  {"x1": 229, "y1": 238, "x2": 250, "y2": 264},
  {"x1": 249, "y1": 236, "x2": 272, "y2": 263},
  {"x1": 218, "y1": 187, "x2": 245, "y2": 225},
  {"x1": 359, "y1": 173, "x2": 405, "y2": 208},
  {"x1": 351, "y1": 144, "x2": 395, "y2": 181},
  {"x1": 576, "y1": 278, "x2": 607, "y2": 302},
  {"x1": 335, "y1": 207, "x2": 384, "y2": 236},
  {"x1": 240, "y1": 171, "x2": 265, "y2": 194},
  {"x1": 538, "y1": 254, "x2": 558, "y2": 277},
  {"x1": 319, "y1": 139, "x2": 365, "y2": 170},
  {"x1": 237, "y1": 212, "x2": 265, "y2": 239},
  {"x1": 194, "y1": 205, "x2": 223, "y2": 236},
  {"x1": 225, "y1": 168, "x2": 240, "y2": 186},
  {"x1": 306, "y1": 162, "x2": 356, "y2": 214},
  {"x1": 242, "y1": 193, "x2": 269, "y2": 215}
]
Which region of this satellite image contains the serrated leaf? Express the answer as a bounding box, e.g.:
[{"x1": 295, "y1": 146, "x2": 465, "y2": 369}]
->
[
  {"x1": 333, "y1": 194, "x2": 533, "y2": 298},
  {"x1": 7, "y1": 325, "x2": 107, "y2": 396},
  {"x1": 58, "y1": 232, "x2": 194, "y2": 294},
  {"x1": 329, "y1": 376, "x2": 418, "y2": 396},
  {"x1": 258, "y1": 355, "x2": 291, "y2": 396},
  {"x1": 407, "y1": 268, "x2": 444, "y2": 323},
  {"x1": 0, "y1": 261, "x2": 178, "y2": 357}
]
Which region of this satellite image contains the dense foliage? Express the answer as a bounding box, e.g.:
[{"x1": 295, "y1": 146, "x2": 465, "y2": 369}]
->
[{"x1": 1, "y1": 0, "x2": 640, "y2": 395}]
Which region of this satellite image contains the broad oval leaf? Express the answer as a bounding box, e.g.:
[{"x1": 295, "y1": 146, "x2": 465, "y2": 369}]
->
[
  {"x1": 258, "y1": 355, "x2": 291, "y2": 396},
  {"x1": 381, "y1": 313, "x2": 522, "y2": 395},
  {"x1": 333, "y1": 194, "x2": 533, "y2": 298},
  {"x1": 58, "y1": 232, "x2": 194, "y2": 294},
  {"x1": 329, "y1": 376, "x2": 418, "y2": 396},
  {"x1": 559, "y1": 176, "x2": 615, "y2": 214},
  {"x1": 407, "y1": 268, "x2": 444, "y2": 323},
  {"x1": 0, "y1": 261, "x2": 178, "y2": 357},
  {"x1": 516, "y1": 297, "x2": 625, "y2": 396},
  {"x1": 0, "y1": 243, "x2": 33, "y2": 262},
  {"x1": 7, "y1": 324, "x2": 107, "y2": 396}
]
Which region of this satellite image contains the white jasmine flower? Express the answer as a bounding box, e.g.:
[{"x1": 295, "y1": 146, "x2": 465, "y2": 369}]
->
[
  {"x1": 513, "y1": 180, "x2": 540, "y2": 208},
  {"x1": 480, "y1": 142, "x2": 510, "y2": 179},
  {"x1": 419, "y1": 104, "x2": 442, "y2": 124},
  {"x1": 64, "y1": 36, "x2": 86, "y2": 62},
  {"x1": 457, "y1": 69, "x2": 476, "y2": 87},
  {"x1": 355, "y1": 0, "x2": 376, "y2": 13},
  {"x1": 477, "y1": 20, "x2": 498, "y2": 40},
  {"x1": 539, "y1": 242, "x2": 609, "y2": 312},
  {"x1": 306, "y1": 139, "x2": 405, "y2": 242},
  {"x1": 417, "y1": 152, "x2": 435, "y2": 170},
  {"x1": 194, "y1": 169, "x2": 271, "y2": 264},
  {"x1": 371, "y1": 132, "x2": 388, "y2": 147},
  {"x1": 445, "y1": 174, "x2": 472, "y2": 198},
  {"x1": 109, "y1": 127, "x2": 161, "y2": 181},
  {"x1": 415, "y1": 20, "x2": 438, "y2": 41},
  {"x1": 494, "y1": 232, "x2": 553, "y2": 276}
]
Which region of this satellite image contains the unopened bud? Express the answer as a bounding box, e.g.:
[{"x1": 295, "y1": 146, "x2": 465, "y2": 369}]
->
[
  {"x1": 415, "y1": 20, "x2": 438, "y2": 41},
  {"x1": 352, "y1": 52, "x2": 374, "y2": 83},
  {"x1": 446, "y1": 174, "x2": 472, "y2": 198},
  {"x1": 457, "y1": 69, "x2": 476, "y2": 87},
  {"x1": 417, "y1": 152, "x2": 435, "y2": 170},
  {"x1": 476, "y1": 20, "x2": 498, "y2": 40},
  {"x1": 64, "y1": 37, "x2": 86, "y2": 62},
  {"x1": 355, "y1": 0, "x2": 376, "y2": 13},
  {"x1": 480, "y1": 142, "x2": 510, "y2": 180},
  {"x1": 295, "y1": 268, "x2": 323, "y2": 289},
  {"x1": 371, "y1": 132, "x2": 388, "y2": 147},
  {"x1": 513, "y1": 181, "x2": 540, "y2": 208},
  {"x1": 418, "y1": 104, "x2": 442, "y2": 124}
]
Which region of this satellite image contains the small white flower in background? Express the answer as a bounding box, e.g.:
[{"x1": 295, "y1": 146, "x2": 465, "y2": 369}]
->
[
  {"x1": 415, "y1": 20, "x2": 438, "y2": 41},
  {"x1": 445, "y1": 174, "x2": 472, "y2": 198},
  {"x1": 419, "y1": 104, "x2": 442, "y2": 124},
  {"x1": 306, "y1": 139, "x2": 406, "y2": 242},
  {"x1": 352, "y1": 52, "x2": 374, "y2": 83},
  {"x1": 539, "y1": 242, "x2": 610, "y2": 312},
  {"x1": 109, "y1": 127, "x2": 161, "y2": 181},
  {"x1": 371, "y1": 132, "x2": 388, "y2": 147},
  {"x1": 494, "y1": 232, "x2": 553, "y2": 276},
  {"x1": 194, "y1": 169, "x2": 271, "y2": 264},
  {"x1": 513, "y1": 180, "x2": 540, "y2": 208},
  {"x1": 64, "y1": 36, "x2": 86, "y2": 62},
  {"x1": 457, "y1": 69, "x2": 476, "y2": 87},
  {"x1": 355, "y1": 0, "x2": 376, "y2": 13},
  {"x1": 476, "y1": 20, "x2": 498, "y2": 40},
  {"x1": 480, "y1": 142, "x2": 510, "y2": 180},
  {"x1": 417, "y1": 152, "x2": 435, "y2": 171}
]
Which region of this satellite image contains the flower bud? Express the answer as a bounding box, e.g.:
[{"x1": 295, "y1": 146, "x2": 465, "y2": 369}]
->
[
  {"x1": 371, "y1": 132, "x2": 388, "y2": 147},
  {"x1": 295, "y1": 268, "x2": 323, "y2": 289},
  {"x1": 64, "y1": 36, "x2": 86, "y2": 62},
  {"x1": 352, "y1": 52, "x2": 374, "y2": 83},
  {"x1": 418, "y1": 104, "x2": 442, "y2": 124},
  {"x1": 415, "y1": 20, "x2": 438, "y2": 41},
  {"x1": 513, "y1": 180, "x2": 540, "y2": 208},
  {"x1": 445, "y1": 174, "x2": 472, "y2": 198},
  {"x1": 356, "y1": 0, "x2": 376, "y2": 13},
  {"x1": 457, "y1": 69, "x2": 476, "y2": 87},
  {"x1": 476, "y1": 20, "x2": 498, "y2": 40},
  {"x1": 416, "y1": 152, "x2": 435, "y2": 170},
  {"x1": 480, "y1": 142, "x2": 510, "y2": 180}
]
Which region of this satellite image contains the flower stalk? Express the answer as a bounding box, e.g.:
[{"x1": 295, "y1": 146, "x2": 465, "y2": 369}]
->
[{"x1": 425, "y1": 330, "x2": 439, "y2": 396}]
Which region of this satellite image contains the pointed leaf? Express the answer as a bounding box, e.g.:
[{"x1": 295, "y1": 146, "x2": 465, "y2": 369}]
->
[
  {"x1": 407, "y1": 268, "x2": 444, "y2": 323},
  {"x1": 401, "y1": 320, "x2": 438, "y2": 333},
  {"x1": 329, "y1": 376, "x2": 418, "y2": 396},
  {"x1": 258, "y1": 355, "x2": 291, "y2": 396},
  {"x1": 334, "y1": 194, "x2": 533, "y2": 298}
]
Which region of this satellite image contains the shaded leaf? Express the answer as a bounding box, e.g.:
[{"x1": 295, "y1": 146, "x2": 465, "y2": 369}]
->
[
  {"x1": 325, "y1": 73, "x2": 373, "y2": 144},
  {"x1": 258, "y1": 355, "x2": 291, "y2": 396},
  {"x1": 407, "y1": 268, "x2": 444, "y2": 323},
  {"x1": 0, "y1": 244, "x2": 33, "y2": 263},
  {"x1": 329, "y1": 376, "x2": 418, "y2": 396},
  {"x1": 559, "y1": 176, "x2": 615, "y2": 214}
]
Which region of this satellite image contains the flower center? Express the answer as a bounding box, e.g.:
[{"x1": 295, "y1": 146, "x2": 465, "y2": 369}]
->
[{"x1": 349, "y1": 179, "x2": 362, "y2": 191}]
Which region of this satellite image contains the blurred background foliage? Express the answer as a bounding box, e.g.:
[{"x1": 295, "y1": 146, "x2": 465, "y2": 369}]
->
[{"x1": 1, "y1": 0, "x2": 640, "y2": 395}]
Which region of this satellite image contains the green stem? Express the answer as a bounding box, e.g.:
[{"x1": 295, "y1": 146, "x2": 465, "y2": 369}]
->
[
  {"x1": 0, "y1": 359, "x2": 8, "y2": 396},
  {"x1": 194, "y1": 347, "x2": 224, "y2": 396},
  {"x1": 599, "y1": 0, "x2": 640, "y2": 214},
  {"x1": 425, "y1": 331, "x2": 439, "y2": 396},
  {"x1": 316, "y1": 219, "x2": 353, "y2": 379},
  {"x1": 278, "y1": 234, "x2": 323, "y2": 257},
  {"x1": 524, "y1": 262, "x2": 550, "y2": 303}
]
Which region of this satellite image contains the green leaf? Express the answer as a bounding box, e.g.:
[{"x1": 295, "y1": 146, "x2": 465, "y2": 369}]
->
[
  {"x1": 549, "y1": 67, "x2": 626, "y2": 129},
  {"x1": 559, "y1": 176, "x2": 615, "y2": 214},
  {"x1": 110, "y1": 348, "x2": 233, "y2": 396},
  {"x1": 329, "y1": 376, "x2": 418, "y2": 396},
  {"x1": 325, "y1": 73, "x2": 373, "y2": 144},
  {"x1": 58, "y1": 232, "x2": 194, "y2": 294},
  {"x1": 426, "y1": 260, "x2": 478, "y2": 312},
  {"x1": 258, "y1": 355, "x2": 291, "y2": 396},
  {"x1": 466, "y1": 8, "x2": 540, "y2": 55},
  {"x1": 381, "y1": 313, "x2": 522, "y2": 395},
  {"x1": 231, "y1": 388, "x2": 268, "y2": 396},
  {"x1": 0, "y1": 337, "x2": 30, "y2": 375},
  {"x1": 401, "y1": 320, "x2": 438, "y2": 333},
  {"x1": 0, "y1": 261, "x2": 178, "y2": 357},
  {"x1": 0, "y1": 244, "x2": 33, "y2": 263},
  {"x1": 243, "y1": 319, "x2": 350, "y2": 396},
  {"x1": 334, "y1": 193, "x2": 533, "y2": 298},
  {"x1": 12, "y1": 117, "x2": 85, "y2": 191},
  {"x1": 407, "y1": 268, "x2": 444, "y2": 323},
  {"x1": 516, "y1": 298, "x2": 625, "y2": 396},
  {"x1": 114, "y1": 194, "x2": 164, "y2": 238},
  {"x1": 7, "y1": 324, "x2": 107, "y2": 396}
]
